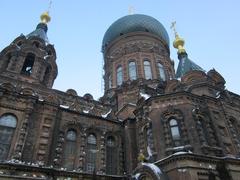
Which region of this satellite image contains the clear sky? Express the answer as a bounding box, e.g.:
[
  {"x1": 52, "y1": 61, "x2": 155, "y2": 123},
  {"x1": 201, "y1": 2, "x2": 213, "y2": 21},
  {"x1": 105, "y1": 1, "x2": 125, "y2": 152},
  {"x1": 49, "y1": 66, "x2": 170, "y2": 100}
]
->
[{"x1": 1, "y1": 0, "x2": 240, "y2": 99}]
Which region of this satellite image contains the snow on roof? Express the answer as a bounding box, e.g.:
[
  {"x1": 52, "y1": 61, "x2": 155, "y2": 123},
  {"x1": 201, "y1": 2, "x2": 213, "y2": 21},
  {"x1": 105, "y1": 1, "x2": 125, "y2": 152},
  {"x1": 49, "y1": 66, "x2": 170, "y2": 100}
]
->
[
  {"x1": 140, "y1": 92, "x2": 151, "y2": 100},
  {"x1": 60, "y1": 104, "x2": 69, "y2": 109},
  {"x1": 83, "y1": 109, "x2": 89, "y2": 114},
  {"x1": 142, "y1": 162, "x2": 162, "y2": 177},
  {"x1": 101, "y1": 109, "x2": 112, "y2": 118}
]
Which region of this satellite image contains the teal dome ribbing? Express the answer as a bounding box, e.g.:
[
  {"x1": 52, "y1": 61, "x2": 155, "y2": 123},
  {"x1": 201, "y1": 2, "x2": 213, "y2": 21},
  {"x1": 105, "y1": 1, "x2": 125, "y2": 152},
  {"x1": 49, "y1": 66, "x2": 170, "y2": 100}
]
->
[{"x1": 102, "y1": 14, "x2": 169, "y2": 51}]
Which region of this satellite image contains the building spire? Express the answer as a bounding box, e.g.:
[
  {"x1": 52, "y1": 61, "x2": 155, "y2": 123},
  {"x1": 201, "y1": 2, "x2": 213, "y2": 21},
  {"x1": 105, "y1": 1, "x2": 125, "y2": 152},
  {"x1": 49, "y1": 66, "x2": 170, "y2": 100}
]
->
[
  {"x1": 172, "y1": 22, "x2": 205, "y2": 78},
  {"x1": 171, "y1": 21, "x2": 186, "y2": 54},
  {"x1": 40, "y1": 0, "x2": 52, "y2": 24},
  {"x1": 26, "y1": 0, "x2": 53, "y2": 43}
]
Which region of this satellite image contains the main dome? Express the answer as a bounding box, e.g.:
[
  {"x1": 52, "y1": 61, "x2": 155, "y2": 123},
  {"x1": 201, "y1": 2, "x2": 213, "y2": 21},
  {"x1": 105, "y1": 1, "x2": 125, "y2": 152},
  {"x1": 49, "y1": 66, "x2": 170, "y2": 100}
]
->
[{"x1": 102, "y1": 14, "x2": 170, "y2": 51}]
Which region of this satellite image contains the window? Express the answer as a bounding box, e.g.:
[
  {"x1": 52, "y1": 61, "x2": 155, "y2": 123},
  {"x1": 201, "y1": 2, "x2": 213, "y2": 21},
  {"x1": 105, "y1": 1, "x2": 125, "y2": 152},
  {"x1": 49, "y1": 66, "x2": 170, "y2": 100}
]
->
[
  {"x1": 197, "y1": 117, "x2": 210, "y2": 145},
  {"x1": 108, "y1": 74, "x2": 112, "y2": 88},
  {"x1": 117, "y1": 66, "x2": 123, "y2": 86},
  {"x1": 169, "y1": 119, "x2": 181, "y2": 146},
  {"x1": 0, "y1": 114, "x2": 17, "y2": 160},
  {"x1": 146, "y1": 128, "x2": 154, "y2": 155},
  {"x1": 144, "y1": 60, "x2": 152, "y2": 79},
  {"x1": 229, "y1": 118, "x2": 240, "y2": 142},
  {"x1": 106, "y1": 136, "x2": 117, "y2": 174},
  {"x1": 63, "y1": 130, "x2": 77, "y2": 170},
  {"x1": 128, "y1": 61, "x2": 137, "y2": 80},
  {"x1": 43, "y1": 66, "x2": 51, "y2": 85},
  {"x1": 157, "y1": 63, "x2": 166, "y2": 81},
  {"x1": 21, "y1": 53, "x2": 35, "y2": 76},
  {"x1": 86, "y1": 134, "x2": 97, "y2": 173}
]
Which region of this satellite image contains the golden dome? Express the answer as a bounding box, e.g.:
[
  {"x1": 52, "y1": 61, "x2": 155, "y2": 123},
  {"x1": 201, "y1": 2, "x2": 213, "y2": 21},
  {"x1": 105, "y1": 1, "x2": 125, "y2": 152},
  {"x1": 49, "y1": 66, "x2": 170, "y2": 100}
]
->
[
  {"x1": 40, "y1": 12, "x2": 51, "y2": 24},
  {"x1": 173, "y1": 35, "x2": 186, "y2": 54}
]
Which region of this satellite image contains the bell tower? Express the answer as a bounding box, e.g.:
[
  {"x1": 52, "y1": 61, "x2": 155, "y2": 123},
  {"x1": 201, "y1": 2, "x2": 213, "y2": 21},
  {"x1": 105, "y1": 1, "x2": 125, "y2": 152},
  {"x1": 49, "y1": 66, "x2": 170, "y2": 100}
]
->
[{"x1": 0, "y1": 12, "x2": 57, "y2": 88}]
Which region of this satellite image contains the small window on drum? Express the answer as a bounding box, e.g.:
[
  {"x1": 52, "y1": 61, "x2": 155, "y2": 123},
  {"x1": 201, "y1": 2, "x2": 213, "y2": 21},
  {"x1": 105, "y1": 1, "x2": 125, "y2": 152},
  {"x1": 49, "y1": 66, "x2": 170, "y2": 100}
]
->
[
  {"x1": 143, "y1": 60, "x2": 152, "y2": 80},
  {"x1": 158, "y1": 63, "x2": 166, "y2": 81},
  {"x1": 128, "y1": 61, "x2": 137, "y2": 80},
  {"x1": 169, "y1": 119, "x2": 181, "y2": 146},
  {"x1": 116, "y1": 66, "x2": 123, "y2": 86}
]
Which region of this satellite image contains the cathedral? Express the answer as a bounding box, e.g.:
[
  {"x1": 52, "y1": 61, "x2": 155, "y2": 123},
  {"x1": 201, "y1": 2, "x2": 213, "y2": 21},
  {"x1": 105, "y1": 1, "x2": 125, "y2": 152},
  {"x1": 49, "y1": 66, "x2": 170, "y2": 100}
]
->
[{"x1": 0, "y1": 10, "x2": 240, "y2": 180}]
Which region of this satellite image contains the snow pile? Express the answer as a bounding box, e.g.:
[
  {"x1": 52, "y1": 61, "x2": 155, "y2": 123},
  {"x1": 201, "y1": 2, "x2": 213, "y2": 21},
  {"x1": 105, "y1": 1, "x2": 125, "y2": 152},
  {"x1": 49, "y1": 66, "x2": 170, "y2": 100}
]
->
[
  {"x1": 83, "y1": 109, "x2": 89, "y2": 113},
  {"x1": 216, "y1": 91, "x2": 221, "y2": 98},
  {"x1": 147, "y1": 146, "x2": 153, "y2": 157},
  {"x1": 101, "y1": 109, "x2": 112, "y2": 118},
  {"x1": 60, "y1": 105, "x2": 69, "y2": 109},
  {"x1": 172, "y1": 146, "x2": 185, "y2": 151},
  {"x1": 142, "y1": 163, "x2": 162, "y2": 177},
  {"x1": 172, "y1": 151, "x2": 188, "y2": 155},
  {"x1": 178, "y1": 169, "x2": 187, "y2": 172},
  {"x1": 134, "y1": 173, "x2": 141, "y2": 179},
  {"x1": 140, "y1": 92, "x2": 150, "y2": 100},
  {"x1": 83, "y1": 106, "x2": 94, "y2": 114}
]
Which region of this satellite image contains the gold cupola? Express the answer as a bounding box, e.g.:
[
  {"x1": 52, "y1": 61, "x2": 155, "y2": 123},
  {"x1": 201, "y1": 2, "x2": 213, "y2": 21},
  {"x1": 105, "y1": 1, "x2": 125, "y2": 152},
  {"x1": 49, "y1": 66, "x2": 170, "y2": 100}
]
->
[
  {"x1": 40, "y1": 11, "x2": 51, "y2": 24},
  {"x1": 171, "y1": 21, "x2": 186, "y2": 54}
]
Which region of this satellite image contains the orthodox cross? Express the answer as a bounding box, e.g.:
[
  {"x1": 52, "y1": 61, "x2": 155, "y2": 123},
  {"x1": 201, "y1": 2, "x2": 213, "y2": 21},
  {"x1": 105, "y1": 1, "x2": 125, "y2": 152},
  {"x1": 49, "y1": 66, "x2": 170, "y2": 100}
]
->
[
  {"x1": 170, "y1": 21, "x2": 178, "y2": 37},
  {"x1": 47, "y1": 0, "x2": 53, "y2": 13},
  {"x1": 128, "y1": 6, "x2": 135, "y2": 15}
]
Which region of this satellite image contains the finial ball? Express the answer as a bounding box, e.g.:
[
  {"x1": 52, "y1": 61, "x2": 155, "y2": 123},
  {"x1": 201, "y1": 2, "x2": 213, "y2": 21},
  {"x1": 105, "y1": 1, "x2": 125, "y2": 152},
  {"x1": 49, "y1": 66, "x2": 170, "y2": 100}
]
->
[{"x1": 40, "y1": 12, "x2": 51, "y2": 24}]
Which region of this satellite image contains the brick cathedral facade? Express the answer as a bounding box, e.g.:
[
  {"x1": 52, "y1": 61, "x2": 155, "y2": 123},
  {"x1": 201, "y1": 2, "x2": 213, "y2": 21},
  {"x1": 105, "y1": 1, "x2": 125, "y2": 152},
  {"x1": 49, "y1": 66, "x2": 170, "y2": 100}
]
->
[{"x1": 0, "y1": 13, "x2": 240, "y2": 180}]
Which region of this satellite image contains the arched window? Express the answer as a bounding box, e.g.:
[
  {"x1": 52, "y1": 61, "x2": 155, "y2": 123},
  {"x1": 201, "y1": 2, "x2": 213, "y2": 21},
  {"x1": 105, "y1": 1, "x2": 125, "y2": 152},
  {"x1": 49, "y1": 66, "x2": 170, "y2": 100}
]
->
[
  {"x1": 128, "y1": 61, "x2": 137, "y2": 80},
  {"x1": 144, "y1": 60, "x2": 152, "y2": 79},
  {"x1": 157, "y1": 63, "x2": 166, "y2": 81},
  {"x1": 169, "y1": 119, "x2": 181, "y2": 146},
  {"x1": 106, "y1": 136, "x2": 117, "y2": 175},
  {"x1": 21, "y1": 53, "x2": 35, "y2": 76},
  {"x1": 0, "y1": 114, "x2": 17, "y2": 160},
  {"x1": 63, "y1": 130, "x2": 77, "y2": 170},
  {"x1": 116, "y1": 66, "x2": 123, "y2": 86},
  {"x1": 86, "y1": 134, "x2": 97, "y2": 172}
]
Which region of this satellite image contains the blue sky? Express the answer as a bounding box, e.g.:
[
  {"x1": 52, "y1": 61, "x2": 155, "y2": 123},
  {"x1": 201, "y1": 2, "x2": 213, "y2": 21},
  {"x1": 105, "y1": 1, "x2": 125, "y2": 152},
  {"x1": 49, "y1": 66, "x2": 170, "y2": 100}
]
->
[{"x1": 1, "y1": 0, "x2": 240, "y2": 99}]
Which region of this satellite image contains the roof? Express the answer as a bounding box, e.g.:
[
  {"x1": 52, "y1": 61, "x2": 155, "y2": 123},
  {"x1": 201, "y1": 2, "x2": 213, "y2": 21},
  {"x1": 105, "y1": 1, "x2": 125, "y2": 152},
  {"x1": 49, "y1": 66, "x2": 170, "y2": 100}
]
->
[
  {"x1": 26, "y1": 23, "x2": 49, "y2": 43},
  {"x1": 102, "y1": 14, "x2": 169, "y2": 51},
  {"x1": 176, "y1": 53, "x2": 204, "y2": 78}
]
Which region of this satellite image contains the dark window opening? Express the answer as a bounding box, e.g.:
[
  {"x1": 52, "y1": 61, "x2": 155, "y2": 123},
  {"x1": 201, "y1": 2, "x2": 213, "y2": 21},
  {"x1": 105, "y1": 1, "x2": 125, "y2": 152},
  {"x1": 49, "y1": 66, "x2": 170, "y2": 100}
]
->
[
  {"x1": 21, "y1": 53, "x2": 35, "y2": 76},
  {"x1": 33, "y1": 42, "x2": 40, "y2": 48},
  {"x1": 17, "y1": 42, "x2": 22, "y2": 47},
  {"x1": 47, "y1": 51, "x2": 52, "y2": 55}
]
